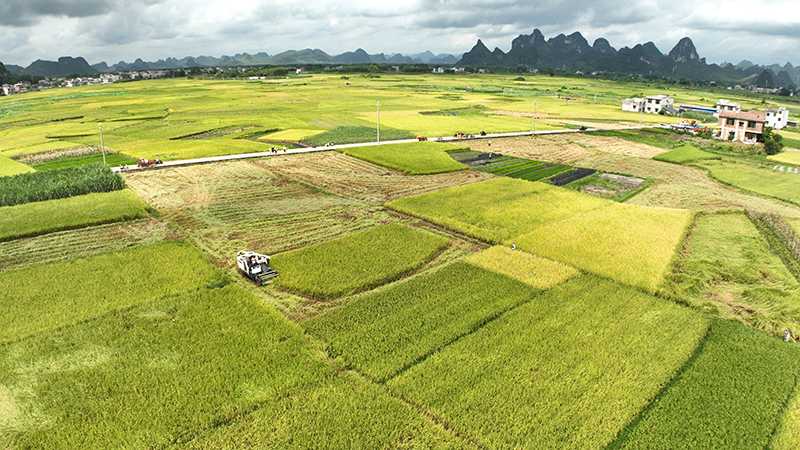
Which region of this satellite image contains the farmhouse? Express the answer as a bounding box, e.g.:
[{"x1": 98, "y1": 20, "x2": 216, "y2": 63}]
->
[
  {"x1": 716, "y1": 99, "x2": 741, "y2": 116},
  {"x1": 622, "y1": 98, "x2": 644, "y2": 112},
  {"x1": 717, "y1": 110, "x2": 766, "y2": 143},
  {"x1": 765, "y1": 107, "x2": 789, "y2": 130},
  {"x1": 644, "y1": 94, "x2": 673, "y2": 114}
]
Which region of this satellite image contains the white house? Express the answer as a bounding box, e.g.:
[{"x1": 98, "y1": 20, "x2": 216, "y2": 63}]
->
[
  {"x1": 716, "y1": 99, "x2": 741, "y2": 116},
  {"x1": 765, "y1": 107, "x2": 789, "y2": 130},
  {"x1": 644, "y1": 94, "x2": 673, "y2": 113},
  {"x1": 622, "y1": 98, "x2": 644, "y2": 112}
]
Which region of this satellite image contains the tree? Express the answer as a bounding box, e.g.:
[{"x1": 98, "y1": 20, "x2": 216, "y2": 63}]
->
[
  {"x1": 762, "y1": 127, "x2": 784, "y2": 155},
  {"x1": 368, "y1": 65, "x2": 380, "y2": 74}
]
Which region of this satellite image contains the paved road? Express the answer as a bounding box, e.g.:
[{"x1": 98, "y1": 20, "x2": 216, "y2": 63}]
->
[{"x1": 112, "y1": 125, "x2": 650, "y2": 173}]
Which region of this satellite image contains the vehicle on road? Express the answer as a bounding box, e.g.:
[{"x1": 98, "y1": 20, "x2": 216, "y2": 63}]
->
[{"x1": 137, "y1": 158, "x2": 163, "y2": 167}]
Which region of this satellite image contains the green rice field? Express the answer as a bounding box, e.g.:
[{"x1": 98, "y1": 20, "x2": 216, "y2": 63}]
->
[
  {"x1": 271, "y1": 223, "x2": 449, "y2": 299},
  {"x1": 340, "y1": 141, "x2": 468, "y2": 175},
  {"x1": 0, "y1": 189, "x2": 150, "y2": 242}
]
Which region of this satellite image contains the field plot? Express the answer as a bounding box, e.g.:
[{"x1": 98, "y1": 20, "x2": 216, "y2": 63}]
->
[
  {"x1": 769, "y1": 150, "x2": 800, "y2": 165},
  {"x1": 516, "y1": 202, "x2": 691, "y2": 292},
  {"x1": 465, "y1": 135, "x2": 598, "y2": 164},
  {"x1": 253, "y1": 152, "x2": 493, "y2": 204},
  {"x1": 695, "y1": 158, "x2": 800, "y2": 206},
  {"x1": 573, "y1": 153, "x2": 800, "y2": 217},
  {"x1": 0, "y1": 285, "x2": 336, "y2": 449},
  {"x1": 0, "y1": 155, "x2": 34, "y2": 177},
  {"x1": 272, "y1": 223, "x2": 449, "y2": 299},
  {"x1": 0, "y1": 241, "x2": 220, "y2": 343},
  {"x1": 465, "y1": 246, "x2": 578, "y2": 290},
  {"x1": 387, "y1": 177, "x2": 609, "y2": 244},
  {"x1": 663, "y1": 213, "x2": 800, "y2": 334},
  {"x1": 773, "y1": 384, "x2": 800, "y2": 450},
  {"x1": 0, "y1": 218, "x2": 175, "y2": 271},
  {"x1": 0, "y1": 189, "x2": 150, "y2": 242},
  {"x1": 303, "y1": 261, "x2": 538, "y2": 382},
  {"x1": 549, "y1": 131, "x2": 671, "y2": 158},
  {"x1": 182, "y1": 371, "x2": 471, "y2": 449},
  {"x1": 387, "y1": 275, "x2": 709, "y2": 449},
  {"x1": 470, "y1": 154, "x2": 573, "y2": 182},
  {"x1": 340, "y1": 141, "x2": 468, "y2": 175},
  {"x1": 612, "y1": 319, "x2": 800, "y2": 450},
  {"x1": 652, "y1": 145, "x2": 720, "y2": 164}
]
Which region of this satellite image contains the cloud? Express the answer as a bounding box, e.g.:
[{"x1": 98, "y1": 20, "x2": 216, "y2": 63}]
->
[{"x1": 0, "y1": 0, "x2": 121, "y2": 27}]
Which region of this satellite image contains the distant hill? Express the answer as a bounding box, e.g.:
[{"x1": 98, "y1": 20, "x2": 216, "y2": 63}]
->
[
  {"x1": 458, "y1": 29, "x2": 798, "y2": 86},
  {"x1": 21, "y1": 56, "x2": 97, "y2": 77}
]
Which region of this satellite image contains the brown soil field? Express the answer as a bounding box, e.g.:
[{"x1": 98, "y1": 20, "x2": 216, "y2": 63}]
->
[
  {"x1": 547, "y1": 133, "x2": 670, "y2": 158},
  {"x1": 251, "y1": 152, "x2": 495, "y2": 203},
  {"x1": 467, "y1": 136, "x2": 598, "y2": 164}
]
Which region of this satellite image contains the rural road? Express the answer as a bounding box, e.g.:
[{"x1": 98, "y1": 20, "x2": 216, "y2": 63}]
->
[{"x1": 112, "y1": 125, "x2": 647, "y2": 173}]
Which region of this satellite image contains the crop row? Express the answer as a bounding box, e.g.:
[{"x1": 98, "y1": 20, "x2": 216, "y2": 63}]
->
[
  {"x1": 514, "y1": 165, "x2": 571, "y2": 182},
  {"x1": 272, "y1": 223, "x2": 450, "y2": 299},
  {"x1": 0, "y1": 163, "x2": 125, "y2": 207}
]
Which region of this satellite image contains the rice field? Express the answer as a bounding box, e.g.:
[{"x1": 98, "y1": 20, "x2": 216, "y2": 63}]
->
[
  {"x1": 271, "y1": 223, "x2": 450, "y2": 299},
  {"x1": 611, "y1": 319, "x2": 800, "y2": 450},
  {"x1": 0, "y1": 155, "x2": 34, "y2": 177},
  {"x1": 0, "y1": 241, "x2": 221, "y2": 343},
  {"x1": 696, "y1": 158, "x2": 800, "y2": 206},
  {"x1": 387, "y1": 275, "x2": 710, "y2": 449},
  {"x1": 0, "y1": 189, "x2": 151, "y2": 242},
  {"x1": 516, "y1": 202, "x2": 692, "y2": 292},
  {"x1": 303, "y1": 261, "x2": 538, "y2": 382},
  {"x1": 387, "y1": 177, "x2": 609, "y2": 244},
  {"x1": 465, "y1": 245, "x2": 578, "y2": 290},
  {"x1": 663, "y1": 212, "x2": 800, "y2": 335}
]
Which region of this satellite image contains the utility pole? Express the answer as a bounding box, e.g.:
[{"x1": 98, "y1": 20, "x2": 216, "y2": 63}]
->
[
  {"x1": 99, "y1": 123, "x2": 106, "y2": 165},
  {"x1": 376, "y1": 101, "x2": 380, "y2": 143},
  {"x1": 532, "y1": 101, "x2": 536, "y2": 136}
]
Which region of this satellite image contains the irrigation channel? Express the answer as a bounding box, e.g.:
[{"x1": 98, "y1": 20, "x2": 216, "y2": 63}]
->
[{"x1": 112, "y1": 125, "x2": 647, "y2": 173}]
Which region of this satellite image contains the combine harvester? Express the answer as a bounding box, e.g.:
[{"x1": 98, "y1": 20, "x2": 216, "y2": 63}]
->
[{"x1": 236, "y1": 251, "x2": 279, "y2": 286}]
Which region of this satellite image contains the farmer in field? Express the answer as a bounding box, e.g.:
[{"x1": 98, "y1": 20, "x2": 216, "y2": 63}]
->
[
  {"x1": 786, "y1": 330, "x2": 794, "y2": 342},
  {"x1": 512, "y1": 241, "x2": 516, "y2": 250}
]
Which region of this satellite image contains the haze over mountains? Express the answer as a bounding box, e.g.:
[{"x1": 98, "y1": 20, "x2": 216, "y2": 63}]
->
[{"x1": 2, "y1": 28, "x2": 796, "y2": 88}]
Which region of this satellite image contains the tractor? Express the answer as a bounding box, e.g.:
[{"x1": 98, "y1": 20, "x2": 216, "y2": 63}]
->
[{"x1": 236, "y1": 251, "x2": 279, "y2": 286}]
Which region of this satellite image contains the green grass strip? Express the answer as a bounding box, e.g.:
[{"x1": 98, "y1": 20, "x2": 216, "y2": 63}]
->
[
  {"x1": 610, "y1": 319, "x2": 800, "y2": 450},
  {"x1": 0, "y1": 189, "x2": 151, "y2": 242},
  {"x1": 653, "y1": 145, "x2": 720, "y2": 164},
  {"x1": 0, "y1": 241, "x2": 223, "y2": 343},
  {"x1": 341, "y1": 141, "x2": 468, "y2": 175},
  {"x1": 303, "y1": 261, "x2": 538, "y2": 382},
  {"x1": 272, "y1": 223, "x2": 449, "y2": 299}
]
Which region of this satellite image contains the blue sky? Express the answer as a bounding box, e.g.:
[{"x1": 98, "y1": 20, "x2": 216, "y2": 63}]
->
[{"x1": 1, "y1": 0, "x2": 797, "y2": 67}]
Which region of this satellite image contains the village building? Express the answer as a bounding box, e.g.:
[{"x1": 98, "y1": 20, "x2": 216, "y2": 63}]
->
[
  {"x1": 716, "y1": 99, "x2": 741, "y2": 116},
  {"x1": 718, "y1": 110, "x2": 766, "y2": 143},
  {"x1": 622, "y1": 98, "x2": 644, "y2": 112},
  {"x1": 644, "y1": 94, "x2": 673, "y2": 113},
  {"x1": 765, "y1": 107, "x2": 789, "y2": 130}
]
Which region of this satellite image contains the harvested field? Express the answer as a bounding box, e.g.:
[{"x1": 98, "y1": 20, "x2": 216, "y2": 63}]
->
[
  {"x1": 547, "y1": 133, "x2": 670, "y2": 158},
  {"x1": 573, "y1": 153, "x2": 800, "y2": 219},
  {"x1": 467, "y1": 136, "x2": 597, "y2": 164},
  {"x1": 253, "y1": 152, "x2": 494, "y2": 204},
  {"x1": 0, "y1": 218, "x2": 176, "y2": 271}
]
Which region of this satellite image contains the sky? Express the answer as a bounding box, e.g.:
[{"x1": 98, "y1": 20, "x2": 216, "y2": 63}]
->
[{"x1": 0, "y1": 0, "x2": 798, "y2": 68}]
